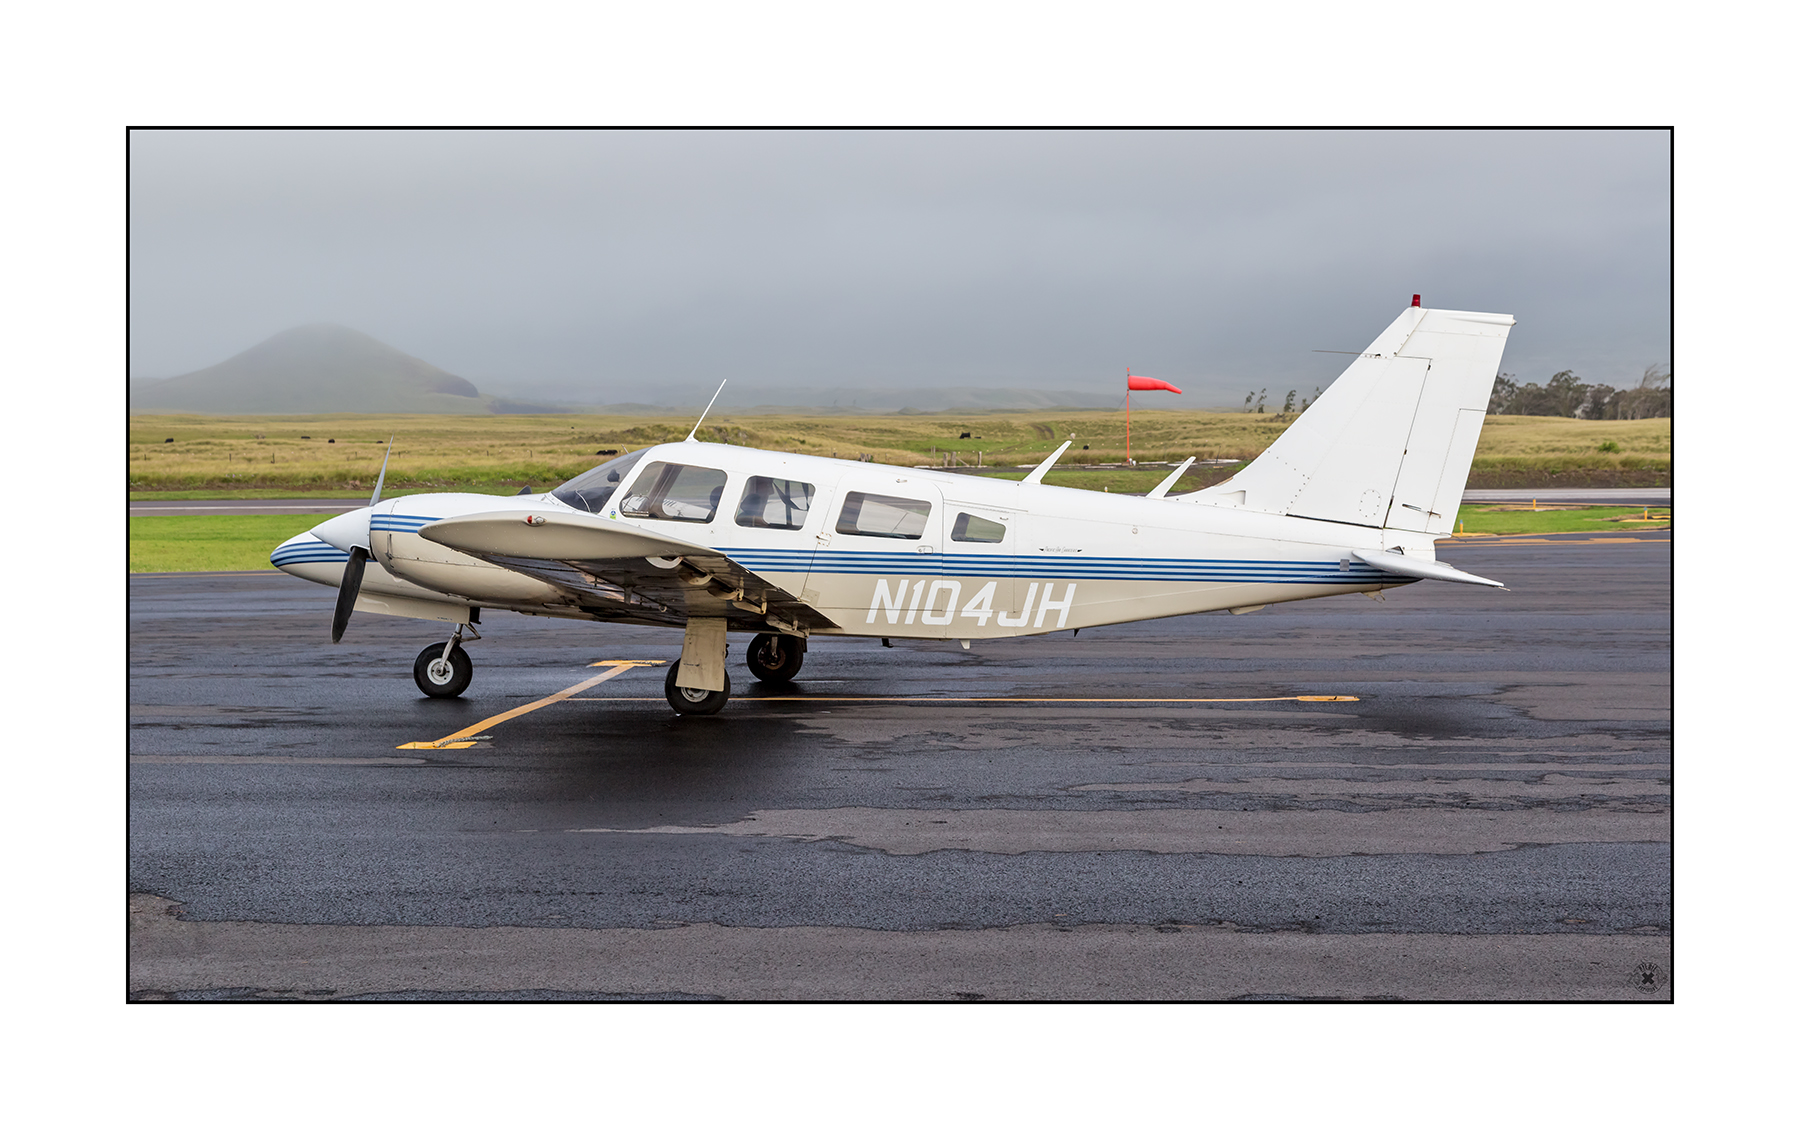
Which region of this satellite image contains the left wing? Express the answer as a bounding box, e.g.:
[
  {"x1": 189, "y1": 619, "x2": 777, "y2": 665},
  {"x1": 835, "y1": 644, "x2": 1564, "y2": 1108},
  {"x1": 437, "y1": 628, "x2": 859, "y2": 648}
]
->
[{"x1": 418, "y1": 509, "x2": 837, "y2": 633}]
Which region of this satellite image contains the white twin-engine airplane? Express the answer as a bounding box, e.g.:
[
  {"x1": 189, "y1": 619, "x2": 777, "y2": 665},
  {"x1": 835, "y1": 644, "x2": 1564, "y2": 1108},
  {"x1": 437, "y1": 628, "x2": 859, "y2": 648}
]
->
[{"x1": 273, "y1": 300, "x2": 1513, "y2": 716}]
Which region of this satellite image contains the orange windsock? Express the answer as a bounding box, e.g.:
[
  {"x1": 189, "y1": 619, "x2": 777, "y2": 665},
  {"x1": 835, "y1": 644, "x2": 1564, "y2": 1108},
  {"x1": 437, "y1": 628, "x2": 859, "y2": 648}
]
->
[{"x1": 1127, "y1": 375, "x2": 1182, "y2": 393}]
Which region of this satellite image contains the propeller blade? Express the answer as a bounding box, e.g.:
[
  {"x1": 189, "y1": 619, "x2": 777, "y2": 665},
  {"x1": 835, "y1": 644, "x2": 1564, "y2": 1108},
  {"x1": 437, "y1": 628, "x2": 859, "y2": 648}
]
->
[
  {"x1": 370, "y1": 436, "x2": 394, "y2": 507},
  {"x1": 331, "y1": 546, "x2": 369, "y2": 643}
]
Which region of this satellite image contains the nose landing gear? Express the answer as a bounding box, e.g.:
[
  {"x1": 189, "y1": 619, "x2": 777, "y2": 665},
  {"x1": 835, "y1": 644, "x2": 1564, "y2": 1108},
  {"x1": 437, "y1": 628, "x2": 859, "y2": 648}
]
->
[{"x1": 413, "y1": 622, "x2": 478, "y2": 698}]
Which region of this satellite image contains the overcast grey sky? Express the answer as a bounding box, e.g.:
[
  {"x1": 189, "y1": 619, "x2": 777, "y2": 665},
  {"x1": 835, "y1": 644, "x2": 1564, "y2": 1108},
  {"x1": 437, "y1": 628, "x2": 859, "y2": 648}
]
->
[{"x1": 129, "y1": 129, "x2": 1669, "y2": 405}]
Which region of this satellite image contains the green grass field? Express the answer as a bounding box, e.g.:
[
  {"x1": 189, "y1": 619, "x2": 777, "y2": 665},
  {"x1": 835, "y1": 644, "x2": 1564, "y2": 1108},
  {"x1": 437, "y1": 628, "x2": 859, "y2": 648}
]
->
[
  {"x1": 986, "y1": 467, "x2": 1223, "y2": 493},
  {"x1": 130, "y1": 515, "x2": 322, "y2": 573},
  {"x1": 128, "y1": 410, "x2": 1671, "y2": 494},
  {"x1": 128, "y1": 505, "x2": 1669, "y2": 573},
  {"x1": 1449, "y1": 505, "x2": 1670, "y2": 536}
]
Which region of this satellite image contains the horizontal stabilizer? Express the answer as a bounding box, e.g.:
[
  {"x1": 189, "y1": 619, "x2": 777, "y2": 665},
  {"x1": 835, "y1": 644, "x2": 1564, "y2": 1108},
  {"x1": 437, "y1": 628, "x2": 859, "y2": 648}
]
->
[{"x1": 1351, "y1": 549, "x2": 1505, "y2": 589}]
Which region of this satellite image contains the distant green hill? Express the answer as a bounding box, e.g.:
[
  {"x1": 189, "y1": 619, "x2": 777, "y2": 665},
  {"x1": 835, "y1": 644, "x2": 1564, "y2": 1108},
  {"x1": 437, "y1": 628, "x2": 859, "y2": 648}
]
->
[{"x1": 129, "y1": 325, "x2": 537, "y2": 414}]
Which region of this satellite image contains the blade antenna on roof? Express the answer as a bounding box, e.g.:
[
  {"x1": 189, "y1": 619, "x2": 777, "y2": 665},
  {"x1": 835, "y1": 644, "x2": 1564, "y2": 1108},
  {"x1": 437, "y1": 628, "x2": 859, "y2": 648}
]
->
[{"x1": 686, "y1": 380, "x2": 728, "y2": 443}]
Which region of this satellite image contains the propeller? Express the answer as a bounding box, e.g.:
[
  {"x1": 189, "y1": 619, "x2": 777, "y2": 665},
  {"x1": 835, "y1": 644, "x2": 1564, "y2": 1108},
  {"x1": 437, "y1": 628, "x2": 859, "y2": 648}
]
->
[
  {"x1": 331, "y1": 547, "x2": 369, "y2": 643},
  {"x1": 328, "y1": 437, "x2": 394, "y2": 643}
]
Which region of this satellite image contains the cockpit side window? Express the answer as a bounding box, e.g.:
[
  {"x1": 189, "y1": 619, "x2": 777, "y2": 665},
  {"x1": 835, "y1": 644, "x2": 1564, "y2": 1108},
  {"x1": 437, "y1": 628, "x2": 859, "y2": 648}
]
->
[
  {"x1": 551, "y1": 449, "x2": 648, "y2": 514},
  {"x1": 951, "y1": 512, "x2": 1007, "y2": 543},
  {"x1": 618, "y1": 462, "x2": 728, "y2": 523},
  {"x1": 735, "y1": 476, "x2": 816, "y2": 530},
  {"x1": 836, "y1": 491, "x2": 931, "y2": 539}
]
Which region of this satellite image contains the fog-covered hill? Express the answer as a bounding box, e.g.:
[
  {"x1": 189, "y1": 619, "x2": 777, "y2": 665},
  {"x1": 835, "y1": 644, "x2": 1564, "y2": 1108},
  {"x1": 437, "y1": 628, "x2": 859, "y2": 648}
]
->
[
  {"x1": 129, "y1": 325, "x2": 514, "y2": 414},
  {"x1": 130, "y1": 324, "x2": 1155, "y2": 415}
]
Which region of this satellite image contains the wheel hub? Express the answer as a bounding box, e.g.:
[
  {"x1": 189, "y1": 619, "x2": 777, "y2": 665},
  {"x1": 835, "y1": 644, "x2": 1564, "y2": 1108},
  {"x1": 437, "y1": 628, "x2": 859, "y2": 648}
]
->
[{"x1": 426, "y1": 658, "x2": 455, "y2": 684}]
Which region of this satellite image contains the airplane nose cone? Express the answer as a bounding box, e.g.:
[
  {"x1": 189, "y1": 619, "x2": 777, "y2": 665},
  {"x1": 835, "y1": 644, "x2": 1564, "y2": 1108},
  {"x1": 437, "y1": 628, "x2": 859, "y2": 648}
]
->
[
  {"x1": 270, "y1": 530, "x2": 348, "y2": 576},
  {"x1": 312, "y1": 506, "x2": 374, "y2": 553}
]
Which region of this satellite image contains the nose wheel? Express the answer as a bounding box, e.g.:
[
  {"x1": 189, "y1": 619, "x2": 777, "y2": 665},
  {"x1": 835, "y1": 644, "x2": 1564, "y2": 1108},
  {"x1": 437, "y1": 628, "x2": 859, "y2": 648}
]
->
[
  {"x1": 746, "y1": 632, "x2": 806, "y2": 683},
  {"x1": 413, "y1": 642, "x2": 473, "y2": 698},
  {"x1": 665, "y1": 662, "x2": 730, "y2": 716}
]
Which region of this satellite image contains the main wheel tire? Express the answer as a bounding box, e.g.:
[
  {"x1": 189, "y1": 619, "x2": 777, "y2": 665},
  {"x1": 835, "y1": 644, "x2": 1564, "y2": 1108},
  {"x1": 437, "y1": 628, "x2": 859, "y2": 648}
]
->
[
  {"x1": 413, "y1": 643, "x2": 473, "y2": 698},
  {"x1": 746, "y1": 632, "x2": 806, "y2": 683},
  {"x1": 665, "y1": 662, "x2": 731, "y2": 716}
]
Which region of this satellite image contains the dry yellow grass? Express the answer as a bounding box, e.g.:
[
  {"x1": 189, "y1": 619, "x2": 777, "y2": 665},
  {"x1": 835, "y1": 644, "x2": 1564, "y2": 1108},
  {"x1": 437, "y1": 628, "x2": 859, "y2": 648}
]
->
[
  {"x1": 1469, "y1": 415, "x2": 1672, "y2": 456},
  {"x1": 128, "y1": 410, "x2": 1671, "y2": 493}
]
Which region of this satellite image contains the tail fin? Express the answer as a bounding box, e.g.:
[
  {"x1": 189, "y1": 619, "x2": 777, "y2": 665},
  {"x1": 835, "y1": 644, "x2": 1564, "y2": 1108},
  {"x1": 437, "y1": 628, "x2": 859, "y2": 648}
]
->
[{"x1": 1189, "y1": 304, "x2": 1513, "y2": 535}]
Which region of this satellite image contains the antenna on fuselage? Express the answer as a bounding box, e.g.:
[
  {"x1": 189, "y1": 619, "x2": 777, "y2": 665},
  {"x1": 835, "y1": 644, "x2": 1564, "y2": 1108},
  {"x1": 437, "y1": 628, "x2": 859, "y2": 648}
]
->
[
  {"x1": 1021, "y1": 440, "x2": 1073, "y2": 485},
  {"x1": 1145, "y1": 456, "x2": 1195, "y2": 499},
  {"x1": 685, "y1": 380, "x2": 728, "y2": 442},
  {"x1": 370, "y1": 435, "x2": 394, "y2": 506}
]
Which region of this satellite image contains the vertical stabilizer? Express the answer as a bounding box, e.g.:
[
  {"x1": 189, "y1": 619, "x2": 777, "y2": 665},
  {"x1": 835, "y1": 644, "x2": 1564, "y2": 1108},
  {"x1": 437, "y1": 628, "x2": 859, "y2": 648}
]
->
[{"x1": 1187, "y1": 304, "x2": 1513, "y2": 535}]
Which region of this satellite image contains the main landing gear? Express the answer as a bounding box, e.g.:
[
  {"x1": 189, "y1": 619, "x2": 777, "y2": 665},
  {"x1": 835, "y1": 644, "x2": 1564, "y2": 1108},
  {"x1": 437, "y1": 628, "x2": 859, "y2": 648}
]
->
[
  {"x1": 413, "y1": 623, "x2": 478, "y2": 698},
  {"x1": 661, "y1": 627, "x2": 807, "y2": 715},
  {"x1": 746, "y1": 632, "x2": 806, "y2": 684},
  {"x1": 665, "y1": 662, "x2": 731, "y2": 716}
]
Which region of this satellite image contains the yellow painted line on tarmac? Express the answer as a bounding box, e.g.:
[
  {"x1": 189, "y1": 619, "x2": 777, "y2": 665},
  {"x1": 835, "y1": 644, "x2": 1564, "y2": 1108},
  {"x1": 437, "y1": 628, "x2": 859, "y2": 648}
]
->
[
  {"x1": 133, "y1": 756, "x2": 427, "y2": 765},
  {"x1": 397, "y1": 660, "x2": 666, "y2": 749},
  {"x1": 1451, "y1": 533, "x2": 1669, "y2": 545},
  {"x1": 573, "y1": 694, "x2": 1360, "y2": 705}
]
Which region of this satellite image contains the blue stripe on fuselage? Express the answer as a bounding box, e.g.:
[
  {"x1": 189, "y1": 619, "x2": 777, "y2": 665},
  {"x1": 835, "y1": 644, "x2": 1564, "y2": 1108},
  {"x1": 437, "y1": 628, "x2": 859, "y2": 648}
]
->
[{"x1": 718, "y1": 547, "x2": 1387, "y2": 585}]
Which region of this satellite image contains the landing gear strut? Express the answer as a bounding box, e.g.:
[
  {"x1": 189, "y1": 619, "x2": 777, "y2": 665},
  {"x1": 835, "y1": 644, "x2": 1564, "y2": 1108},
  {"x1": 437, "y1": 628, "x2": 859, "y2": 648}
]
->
[
  {"x1": 665, "y1": 661, "x2": 730, "y2": 716},
  {"x1": 746, "y1": 632, "x2": 806, "y2": 683},
  {"x1": 413, "y1": 623, "x2": 478, "y2": 698}
]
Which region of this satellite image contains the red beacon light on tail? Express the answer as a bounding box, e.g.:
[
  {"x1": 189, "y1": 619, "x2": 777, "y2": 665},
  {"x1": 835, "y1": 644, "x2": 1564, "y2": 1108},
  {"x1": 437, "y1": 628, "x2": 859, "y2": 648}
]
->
[{"x1": 1412, "y1": 294, "x2": 1421, "y2": 307}]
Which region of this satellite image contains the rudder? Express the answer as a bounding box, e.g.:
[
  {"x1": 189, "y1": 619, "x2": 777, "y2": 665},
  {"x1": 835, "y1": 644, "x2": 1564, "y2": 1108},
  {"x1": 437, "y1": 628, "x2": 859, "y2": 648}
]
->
[{"x1": 1188, "y1": 303, "x2": 1513, "y2": 535}]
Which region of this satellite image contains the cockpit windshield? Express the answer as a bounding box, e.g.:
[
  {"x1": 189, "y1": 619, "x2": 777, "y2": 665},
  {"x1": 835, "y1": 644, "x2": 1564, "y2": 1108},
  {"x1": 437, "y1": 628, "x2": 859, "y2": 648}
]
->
[{"x1": 551, "y1": 449, "x2": 649, "y2": 514}]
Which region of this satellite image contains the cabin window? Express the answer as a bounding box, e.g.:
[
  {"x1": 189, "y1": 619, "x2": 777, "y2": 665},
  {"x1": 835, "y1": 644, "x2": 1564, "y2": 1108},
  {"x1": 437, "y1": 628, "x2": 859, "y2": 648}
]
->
[
  {"x1": 551, "y1": 449, "x2": 649, "y2": 514},
  {"x1": 836, "y1": 491, "x2": 931, "y2": 539},
  {"x1": 736, "y1": 477, "x2": 816, "y2": 530},
  {"x1": 618, "y1": 461, "x2": 728, "y2": 523},
  {"x1": 951, "y1": 512, "x2": 1007, "y2": 543}
]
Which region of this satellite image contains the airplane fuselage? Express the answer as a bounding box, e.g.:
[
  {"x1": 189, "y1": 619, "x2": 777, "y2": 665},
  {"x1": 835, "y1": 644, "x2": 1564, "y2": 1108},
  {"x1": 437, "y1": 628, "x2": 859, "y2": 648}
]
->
[{"x1": 275, "y1": 441, "x2": 1421, "y2": 640}]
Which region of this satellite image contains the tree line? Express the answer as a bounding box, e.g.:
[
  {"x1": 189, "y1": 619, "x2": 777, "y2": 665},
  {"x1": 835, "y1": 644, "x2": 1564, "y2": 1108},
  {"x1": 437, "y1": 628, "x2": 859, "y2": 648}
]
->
[
  {"x1": 1242, "y1": 387, "x2": 1322, "y2": 419},
  {"x1": 1486, "y1": 364, "x2": 1671, "y2": 419},
  {"x1": 1241, "y1": 364, "x2": 1671, "y2": 421}
]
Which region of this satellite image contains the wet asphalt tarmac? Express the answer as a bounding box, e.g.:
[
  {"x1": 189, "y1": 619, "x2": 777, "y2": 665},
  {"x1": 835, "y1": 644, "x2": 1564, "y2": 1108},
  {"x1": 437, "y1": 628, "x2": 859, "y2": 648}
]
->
[{"x1": 128, "y1": 533, "x2": 1671, "y2": 1000}]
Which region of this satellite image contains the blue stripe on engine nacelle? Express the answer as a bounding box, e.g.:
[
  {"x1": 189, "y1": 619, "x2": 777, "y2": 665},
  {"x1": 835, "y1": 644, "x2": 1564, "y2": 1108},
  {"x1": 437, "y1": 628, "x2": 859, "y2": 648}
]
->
[
  {"x1": 271, "y1": 543, "x2": 350, "y2": 566},
  {"x1": 372, "y1": 513, "x2": 439, "y2": 532}
]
